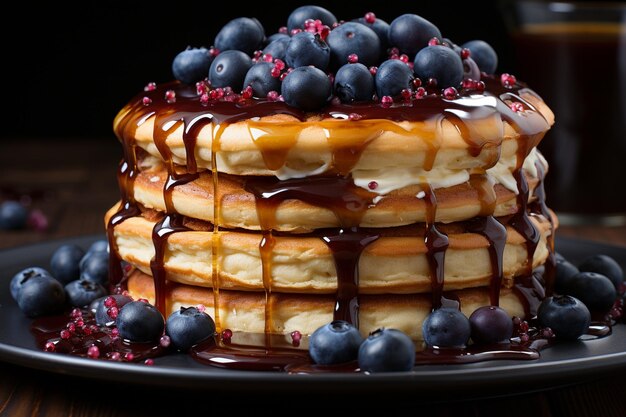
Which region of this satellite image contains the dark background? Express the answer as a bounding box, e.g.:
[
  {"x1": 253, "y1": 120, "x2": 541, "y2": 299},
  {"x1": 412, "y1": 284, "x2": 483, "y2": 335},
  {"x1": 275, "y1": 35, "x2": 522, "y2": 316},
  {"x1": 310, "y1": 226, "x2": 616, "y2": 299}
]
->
[{"x1": 2, "y1": 0, "x2": 517, "y2": 140}]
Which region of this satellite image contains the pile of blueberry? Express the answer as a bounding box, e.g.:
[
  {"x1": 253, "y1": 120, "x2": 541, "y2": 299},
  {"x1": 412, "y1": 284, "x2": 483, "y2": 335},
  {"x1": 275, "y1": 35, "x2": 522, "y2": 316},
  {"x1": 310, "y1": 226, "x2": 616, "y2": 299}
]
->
[
  {"x1": 10, "y1": 241, "x2": 216, "y2": 359},
  {"x1": 11, "y1": 241, "x2": 109, "y2": 316},
  {"x1": 168, "y1": 5, "x2": 499, "y2": 111},
  {"x1": 308, "y1": 252, "x2": 624, "y2": 372}
]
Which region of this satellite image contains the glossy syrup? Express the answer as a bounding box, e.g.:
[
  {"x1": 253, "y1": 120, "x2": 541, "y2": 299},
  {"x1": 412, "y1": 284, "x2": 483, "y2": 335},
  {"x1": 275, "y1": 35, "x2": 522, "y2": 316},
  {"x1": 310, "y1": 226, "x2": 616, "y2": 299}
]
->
[{"x1": 97, "y1": 76, "x2": 566, "y2": 370}]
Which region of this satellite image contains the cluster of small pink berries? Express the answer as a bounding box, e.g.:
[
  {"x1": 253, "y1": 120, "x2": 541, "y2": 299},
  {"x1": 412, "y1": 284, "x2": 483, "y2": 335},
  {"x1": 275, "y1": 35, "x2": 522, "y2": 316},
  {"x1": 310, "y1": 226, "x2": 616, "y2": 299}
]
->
[{"x1": 512, "y1": 316, "x2": 555, "y2": 343}]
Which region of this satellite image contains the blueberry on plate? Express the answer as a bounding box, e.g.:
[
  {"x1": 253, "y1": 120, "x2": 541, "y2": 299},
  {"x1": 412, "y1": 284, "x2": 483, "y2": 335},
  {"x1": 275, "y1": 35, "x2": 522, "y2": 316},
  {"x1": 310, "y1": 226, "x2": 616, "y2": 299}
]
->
[
  {"x1": 95, "y1": 294, "x2": 133, "y2": 326},
  {"x1": 262, "y1": 37, "x2": 290, "y2": 61},
  {"x1": 281, "y1": 66, "x2": 331, "y2": 111},
  {"x1": 65, "y1": 279, "x2": 108, "y2": 308},
  {"x1": 308, "y1": 320, "x2": 363, "y2": 365},
  {"x1": 172, "y1": 47, "x2": 214, "y2": 85},
  {"x1": 561, "y1": 271, "x2": 617, "y2": 313},
  {"x1": 50, "y1": 244, "x2": 86, "y2": 285},
  {"x1": 554, "y1": 252, "x2": 567, "y2": 263},
  {"x1": 16, "y1": 274, "x2": 66, "y2": 317},
  {"x1": 86, "y1": 239, "x2": 108, "y2": 254},
  {"x1": 285, "y1": 31, "x2": 330, "y2": 70},
  {"x1": 10, "y1": 266, "x2": 52, "y2": 301},
  {"x1": 388, "y1": 13, "x2": 442, "y2": 57},
  {"x1": 422, "y1": 308, "x2": 471, "y2": 348},
  {"x1": 166, "y1": 306, "x2": 216, "y2": 351},
  {"x1": 334, "y1": 63, "x2": 375, "y2": 103},
  {"x1": 0, "y1": 201, "x2": 28, "y2": 230},
  {"x1": 80, "y1": 239, "x2": 108, "y2": 270},
  {"x1": 414, "y1": 45, "x2": 464, "y2": 89},
  {"x1": 375, "y1": 59, "x2": 414, "y2": 99},
  {"x1": 461, "y1": 40, "x2": 498, "y2": 74},
  {"x1": 578, "y1": 254, "x2": 624, "y2": 292},
  {"x1": 214, "y1": 17, "x2": 265, "y2": 55},
  {"x1": 358, "y1": 328, "x2": 415, "y2": 372},
  {"x1": 469, "y1": 306, "x2": 513, "y2": 344},
  {"x1": 326, "y1": 22, "x2": 381, "y2": 70},
  {"x1": 538, "y1": 295, "x2": 590, "y2": 340},
  {"x1": 243, "y1": 62, "x2": 282, "y2": 98},
  {"x1": 116, "y1": 301, "x2": 165, "y2": 343},
  {"x1": 208, "y1": 50, "x2": 253, "y2": 91},
  {"x1": 79, "y1": 250, "x2": 109, "y2": 286},
  {"x1": 287, "y1": 5, "x2": 337, "y2": 32},
  {"x1": 554, "y1": 258, "x2": 580, "y2": 295}
]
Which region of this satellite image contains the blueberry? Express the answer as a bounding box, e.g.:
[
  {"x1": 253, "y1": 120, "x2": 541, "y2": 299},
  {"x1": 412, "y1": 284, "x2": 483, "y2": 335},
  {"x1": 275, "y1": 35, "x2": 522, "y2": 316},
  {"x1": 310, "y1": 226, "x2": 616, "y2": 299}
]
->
[
  {"x1": 422, "y1": 308, "x2": 471, "y2": 348},
  {"x1": 165, "y1": 307, "x2": 216, "y2": 351},
  {"x1": 89, "y1": 295, "x2": 105, "y2": 315},
  {"x1": 79, "y1": 250, "x2": 109, "y2": 286},
  {"x1": 442, "y1": 38, "x2": 462, "y2": 54},
  {"x1": 414, "y1": 45, "x2": 464, "y2": 89},
  {"x1": 388, "y1": 14, "x2": 442, "y2": 57},
  {"x1": 326, "y1": 22, "x2": 381, "y2": 70},
  {"x1": 334, "y1": 63, "x2": 375, "y2": 103},
  {"x1": 214, "y1": 17, "x2": 265, "y2": 55},
  {"x1": 561, "y1": 271, "x2": 617, "y2": 313},
  {"x1": 463, "y1": 57, "x2": 481, "y2": 82},
  {"x1": 554, "y1": 252, "x2": 567, "y2": 263},
  {"x1": 243, "y1": 62, "x2": 282, "y2": 98},
  {"x1": 86, "y1": 239, "x2": 109, "y2": 254},
  {"x1": 281, "y1": 66, "x2": 331, "y2": 111},
  {"x1": 266, "y1": 32, "x2": 289, "y2": 45},
  {"x1": 469, "y1": 306, "x2": 513, "y2": 344},
  {"x1": 262, "y1": 37, "x2": 290, "y2": 61},
  {"x1": 80, "y1": 239, "x2": 109, "y2": 270},
  {"x1": 64, "y1": 279, "x2": 108, "y2": 308},
  {"x1": 461, "y1": 40, "x2": 498, "y2": 74},
  {"x1": 538, "y1": 295, "x2": 591, "y2": 340},
  {"x1": 353, "y1": 16, "x2": 390, "y2": 59},
  {"x1": 171, "y1": 47, "x2": 214, "y2": 85},
  {"x1": 357, "y1": 328, "x2": 416, "y2": 372},
  {"x1": 16, "y1": 274, "x2": 66, "y2": 317},
  {"x1": 285, "y1": 31, "x2": 330, "y2": 70},
  {"x1": 95, "y1": 294, "x2": 132, "y2": 326},
  {"x1": 375, "y1": 59, "x2": 414, "y2": 98},
  {"x1": 116, "y1": 301, "x2": 164, "y2": 343},
  {"x1": 554, "y1": 259, "x2": 580, "y2": 295},
  {"x1": 0, "y1": 201, "x2": 28, "y2": 230},
  {"x1": 50, "y1": 244, "x2": 86, "y2": 285},
  {"x1": 308, "y1": 320, "x2": 363, "y2": 365},
  {"x1": 208, "y1": 50, "x2": 253, "y2": 90},
  {"x1": 287, "y1": 5, "x2": 337, "y2": 32},
  {"x1": 10, "y1": 267, "x2": 52, "y2": 301},
  {"x1": 578, "y1": 254, "x2": 624, "y2": 292}
]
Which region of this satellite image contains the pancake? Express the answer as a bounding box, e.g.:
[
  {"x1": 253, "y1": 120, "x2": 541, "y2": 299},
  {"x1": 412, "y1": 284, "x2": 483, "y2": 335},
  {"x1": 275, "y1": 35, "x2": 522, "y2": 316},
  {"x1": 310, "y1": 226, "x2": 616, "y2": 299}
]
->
[
  {"x1": 132, "y1": 151, "x2": 546, "y2": 231},
  {"x1": 126, "y1": 269, "x2": 539, "y2": 341},
  {"x1": 114, "y1": 84, "x2": 554, "y2": 179},
  {"x1": 106, "y1": 203, "x2": 555, "y2": 294}
]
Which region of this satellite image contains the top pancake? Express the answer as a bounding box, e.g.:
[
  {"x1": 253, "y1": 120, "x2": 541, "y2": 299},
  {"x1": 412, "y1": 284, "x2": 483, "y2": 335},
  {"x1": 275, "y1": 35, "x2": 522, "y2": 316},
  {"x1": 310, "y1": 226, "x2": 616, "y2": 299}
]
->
[{"x1": 113, "y1": 78, "x2": 555, "y2": 179}]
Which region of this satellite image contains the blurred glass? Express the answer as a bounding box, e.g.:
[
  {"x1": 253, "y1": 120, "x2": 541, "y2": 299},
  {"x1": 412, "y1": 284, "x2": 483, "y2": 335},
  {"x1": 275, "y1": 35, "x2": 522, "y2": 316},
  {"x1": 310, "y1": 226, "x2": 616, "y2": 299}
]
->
[{"x1": 501, "y1": 1, "x2": 626, "y2": 226}]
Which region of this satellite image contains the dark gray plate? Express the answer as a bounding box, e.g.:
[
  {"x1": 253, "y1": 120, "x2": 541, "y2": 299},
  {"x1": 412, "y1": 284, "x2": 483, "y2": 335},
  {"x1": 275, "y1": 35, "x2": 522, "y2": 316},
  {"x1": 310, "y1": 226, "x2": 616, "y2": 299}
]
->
[{"x1": 1, "y1": 234, "x2": 625, "y2": 398}]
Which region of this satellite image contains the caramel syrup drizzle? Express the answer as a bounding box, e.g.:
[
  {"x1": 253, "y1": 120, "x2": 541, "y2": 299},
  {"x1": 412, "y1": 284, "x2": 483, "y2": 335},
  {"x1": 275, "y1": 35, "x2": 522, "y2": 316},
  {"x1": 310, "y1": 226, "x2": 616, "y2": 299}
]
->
[
  {"x1": 110, "y1": 77, "x2": 555, "y2": 346},
  {"x1": 150, "y1": 111, "x2": 201, "y2": 315},
  {"x1": 211, "y1": 123, "x2": 225, "y2": 331}
]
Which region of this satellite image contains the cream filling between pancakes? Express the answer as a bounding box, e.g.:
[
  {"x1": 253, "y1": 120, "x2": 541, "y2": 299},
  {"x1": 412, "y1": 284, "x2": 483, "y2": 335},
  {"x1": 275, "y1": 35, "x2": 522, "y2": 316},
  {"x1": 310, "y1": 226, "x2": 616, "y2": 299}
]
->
[{"x1": 353, "y1": 147, "x2": 547, "y2": 196}]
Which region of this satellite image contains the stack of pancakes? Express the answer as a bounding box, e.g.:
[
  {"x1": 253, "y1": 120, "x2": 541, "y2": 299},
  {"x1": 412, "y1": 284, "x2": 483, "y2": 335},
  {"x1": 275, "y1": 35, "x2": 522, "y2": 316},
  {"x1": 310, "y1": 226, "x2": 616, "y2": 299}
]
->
[{"x1": 105, "y1": 77, "x2": 556, "y2": 341}]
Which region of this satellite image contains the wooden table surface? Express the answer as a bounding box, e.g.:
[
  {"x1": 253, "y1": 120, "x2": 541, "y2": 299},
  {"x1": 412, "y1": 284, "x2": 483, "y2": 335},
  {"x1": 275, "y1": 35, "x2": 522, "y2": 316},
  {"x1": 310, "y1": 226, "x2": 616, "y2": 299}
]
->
[{"x1": 1, "y1": 138, "x2": 626, "y2": 416}]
